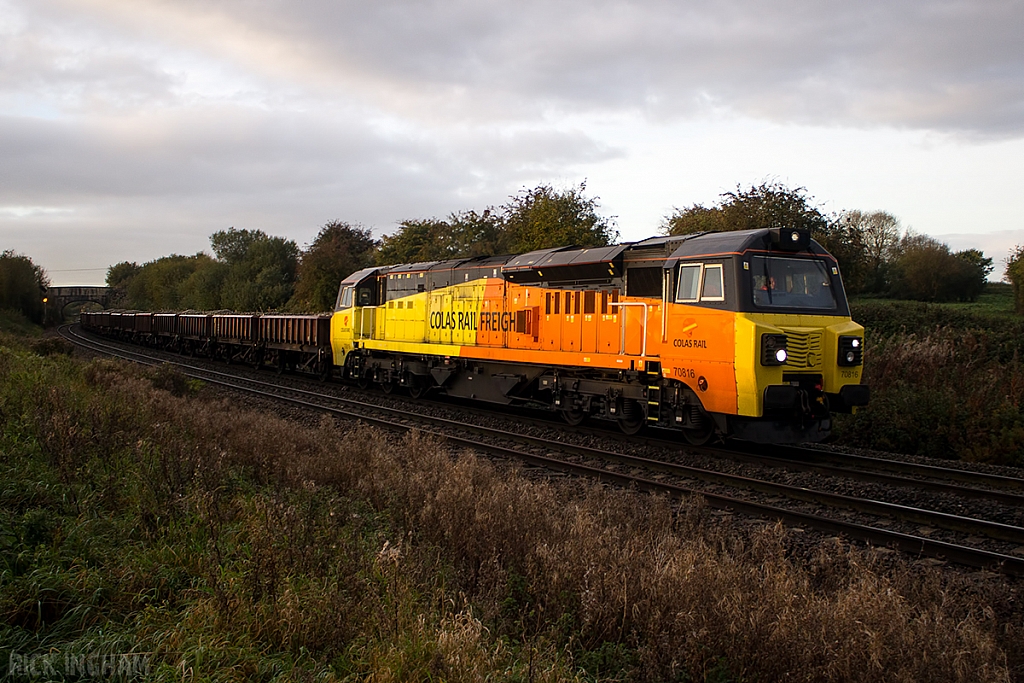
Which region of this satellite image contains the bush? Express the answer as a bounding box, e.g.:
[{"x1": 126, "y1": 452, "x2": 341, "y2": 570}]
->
[{"x1": 838, "y1": 302, "x2": 1024, "y2": 464}]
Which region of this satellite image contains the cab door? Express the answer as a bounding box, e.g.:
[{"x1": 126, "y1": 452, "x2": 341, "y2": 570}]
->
[{"x1": 664, "y1": 261, "x2": 737, "y2": 414}]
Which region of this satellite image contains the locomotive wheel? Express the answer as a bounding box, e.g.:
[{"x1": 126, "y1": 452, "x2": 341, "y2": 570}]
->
[
  {"x1": 617, "y1": 400, "x2": 645, "y2": 435},
  {"x1": 682, "y1": 417, "x2": 715, "y2": 446},
  {"x1": 561, "y1": 407, "x2": 587, "y2": 426}
]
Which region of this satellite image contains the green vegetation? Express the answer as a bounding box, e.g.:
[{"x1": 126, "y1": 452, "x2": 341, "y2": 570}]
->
[
  {"x1": 0, "y1": 251, "x2": 49, "y2": 325},
  {"x1": 837, "y1": 290, "x2": 1024, "y2": 463},
  {"x1": 2, "y1": 334, "x2": 1019, "y2": 681},
  {"x1": 109, "y1": 229, "x2": 300, "y2": 312},
  {"x1": 290, "y1": 222, "x2": 376, "y2": 312},
  {"x1": 376, "y1": 182, "x2": 617, "y2": 266}
]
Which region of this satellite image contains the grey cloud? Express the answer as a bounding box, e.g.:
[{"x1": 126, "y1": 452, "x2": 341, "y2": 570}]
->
[
  {"x1": 209, "y1": 0, "x2": 1024, "y2": 136},
  {"x1": 8, "y1": 1, "x2": 1022, "y2": 134}
]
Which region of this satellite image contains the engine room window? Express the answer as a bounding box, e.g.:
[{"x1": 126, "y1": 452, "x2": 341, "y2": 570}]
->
[
  {"x1": 751, "y1": 256, "x2": 837, "y2": 310},
  {"x1": 701, "y1": 264, "x2": 725, "y2": 302},
  {"x1": 626, "y1": 267, "x2": 663, "y2": 297},
  {"x1": 675, "y1": 264, "x2": 701, "y2": 302}
]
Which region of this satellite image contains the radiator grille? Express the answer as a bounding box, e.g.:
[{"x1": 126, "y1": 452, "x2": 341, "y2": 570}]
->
[{"x1": 781, "y1": 328, "x2": 823, "y2": 369}]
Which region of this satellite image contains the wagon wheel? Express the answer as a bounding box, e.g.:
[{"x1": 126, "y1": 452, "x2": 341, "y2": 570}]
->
[
  {"x1": 408, "y1": 381, "x2": 429, "y2": 399},
  {"x1": 380, "y1": 380, "x2": 396, "y2": 394},
  {"x1": 276, "y1": 354, "x2": 286, "y2": 375},
  {"x1": 617, "y1": 400, "x2": 645, "y2": 436},
  {"x1": 356, "y1": 373, "x2": 371, "y2": 390},
  {"x1": 561, "y1": 407, "x2": 587, "y2": 426}
]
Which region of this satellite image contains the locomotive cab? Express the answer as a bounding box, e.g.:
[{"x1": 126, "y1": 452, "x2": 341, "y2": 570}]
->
[
  {"x1": 330, "y1": 267, "x2": 384, "y2": 368},
  {"x1": 661, "y1": 228, "x2": 868, "y2": 443}
]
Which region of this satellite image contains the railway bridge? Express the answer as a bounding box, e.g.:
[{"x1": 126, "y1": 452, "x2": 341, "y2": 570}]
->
[{"x1": 45, "y1": 286, "x2": 113, "y2": 311}]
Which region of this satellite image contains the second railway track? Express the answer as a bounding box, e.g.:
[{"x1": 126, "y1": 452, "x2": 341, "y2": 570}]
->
[{"x1": 61, "y1": 324, "x2": 1024, "y2": 576}]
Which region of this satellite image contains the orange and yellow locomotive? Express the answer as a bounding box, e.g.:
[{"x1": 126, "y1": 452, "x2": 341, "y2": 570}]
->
[{"x1": 331, "y1": 228, "x2": 868, "y2": 444}]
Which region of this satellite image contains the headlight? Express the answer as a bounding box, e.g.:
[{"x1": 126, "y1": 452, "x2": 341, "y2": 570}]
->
[
  {"x1": 761, "y1": 334, "x2": 788, "y2": 366},
  {"x1": 838, "y1": 335, "x2": 863, "y2": 366}
]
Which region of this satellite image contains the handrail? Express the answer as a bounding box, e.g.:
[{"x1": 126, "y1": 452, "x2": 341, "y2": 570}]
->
[
  {"x1": 609, "y1": 301, "x2": 648, "y2": 357},
  {"x1": 357, "y1": 305, "x2": 379, "y2": 340}
]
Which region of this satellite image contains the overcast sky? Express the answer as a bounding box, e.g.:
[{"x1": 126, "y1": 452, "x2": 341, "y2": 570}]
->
[{"x1": 3, "y1": 0, "x2": 1023, "y2": 286}]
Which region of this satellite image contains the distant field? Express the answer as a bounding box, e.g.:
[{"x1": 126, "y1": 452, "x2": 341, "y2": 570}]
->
[{"x1": 852, "y1": 282, "x2": 1017, "y2": 320}]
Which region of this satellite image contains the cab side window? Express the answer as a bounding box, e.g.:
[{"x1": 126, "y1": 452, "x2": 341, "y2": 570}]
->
[
  {"x1": 337, "y1": 286, "x2": 354, "y2": 310},
  {"x1": 676, "y1": 264, "x2": 702, "y2": 302},
  {"x1": 675, "y1": 263, "x2": 726, "y2": 303},
  {"x1": 701, "y1": 264, "x2": 725, "y2": 301}
]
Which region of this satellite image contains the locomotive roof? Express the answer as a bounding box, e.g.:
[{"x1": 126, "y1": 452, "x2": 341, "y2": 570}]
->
[
  {"x1": 663, "y1": 228, "x2": 831, "y2": 261},
  {"x1": 339, "y1": 228, "x2": 831, "y2": 287}
]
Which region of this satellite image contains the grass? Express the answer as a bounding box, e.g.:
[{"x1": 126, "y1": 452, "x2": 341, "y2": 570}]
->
[
  {"x1": 1, "y1": 332, "x2": 1022, "y2": 680},
  {"x1": 0, "y1": 310, "x2": 42, "y2": 338}
]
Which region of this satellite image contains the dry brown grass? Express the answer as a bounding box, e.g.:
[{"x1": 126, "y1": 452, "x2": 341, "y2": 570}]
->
[{"x1": 4, "y1": 352, "x2": 1020, "y2": 681}]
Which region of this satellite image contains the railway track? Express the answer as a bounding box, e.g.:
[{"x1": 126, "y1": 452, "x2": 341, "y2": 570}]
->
[{"x1": 61, "y1": 324, "x2": 1024, "y2": 576}]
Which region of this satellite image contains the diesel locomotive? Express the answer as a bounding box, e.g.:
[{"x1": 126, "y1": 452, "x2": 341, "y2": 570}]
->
[{"x1": 331, "y1": 228, "x2": 868, "y2": 444}]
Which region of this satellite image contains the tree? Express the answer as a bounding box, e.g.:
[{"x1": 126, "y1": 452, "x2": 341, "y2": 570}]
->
[
  {"x1": 376, "y1": 210, "x2": 508, "y2": 267},
  {"x1": 501, "y1": 182, "x2": 617, "y2": 253},
  {"x1": 376, "y1": 219, "x2": 459, "y2": 266},
  {"x1": 113, "y1": 253, "x2": 221, "y2": 310},
  {"x1": 211, "y1": 228, "x2": 299, "y2": 311},
  {"x1": 106, "y1": 261, "x2": 141, "y2": 288},
  {"x1": 292, "y1": 221, "x2": 377, "y2": 311},
  {"x1": 814, "y1": 216, "x2": 868, "y2": 296},
  {"x1": 953, "y1": 248, "x2": 994, "y2": 302},
  {"x1": 447, "y1": 209, "x2": 509, "y2": 258},
  {"x1": 1007, "y1": 245, "x2": 1024, "y2": 314},
  {"x1": 838, "y1": 211, "x2": 901, "y2": 294},
  {"x1": 177, "y1": 256, "x2": 229, "y2": 310},
  {"x1": 663, "y1": 181, "x2": 828, "y2": 236},
  {"x1": 890, "y1": 233, "x2": 990, "y2": 303},
  {"x1": 0, "y1": 250, "x2": 49, "y2": 324}
]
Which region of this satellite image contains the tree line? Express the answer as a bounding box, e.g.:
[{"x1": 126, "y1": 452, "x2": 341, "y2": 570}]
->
[
  {"x1": 663, "y1": 182, "x2": 996, "y2": 303},
  {"x1": 107, "y1": 183, "x2": 618, "y2": 312},
  {"x1": 4, "y1": 181, "x2": 1014, "y2": 324},
  {"x1": 109, "y1": 180, "x2": 1009, "y2": 313}
]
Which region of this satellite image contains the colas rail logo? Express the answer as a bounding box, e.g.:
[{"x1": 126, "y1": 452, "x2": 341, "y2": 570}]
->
[{"x1": 673, "y1": 318, "x2": 707, "y2": 349}]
